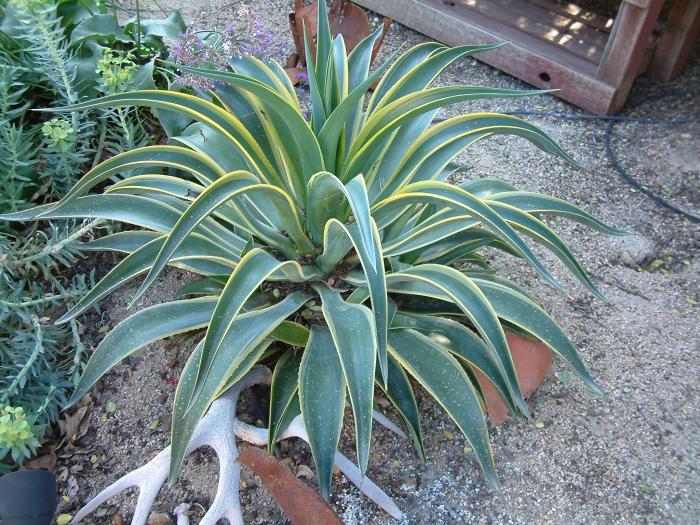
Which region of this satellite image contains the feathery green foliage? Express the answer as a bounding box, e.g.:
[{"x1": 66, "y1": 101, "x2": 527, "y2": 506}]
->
[
  {"x1": 2, "y1": 5, "x2": 623, "y2": 495},
  {"x1": 0, "y1": 0, "x2": 185, "y2": 470}
]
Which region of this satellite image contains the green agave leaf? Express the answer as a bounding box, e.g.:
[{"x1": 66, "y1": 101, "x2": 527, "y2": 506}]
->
[
  {"x1": 388, "y1": 329, "x2": 497, "y2": 486},
  {"x1": 173, "y1": 63, "x2": 324, "y2": 191},
  {"x1": 266, "y1": 59, "x2": 300, "y2": 104},
  {"x1": 299, "y1": 325, "x2": 346, "y2": 501},
  {"x1": 347, "y1": 23, "x2": 388, "y2": 91},
  {"x1": 0, "y1": 195, "x2": 184, "y2": 233},
  {"x1": 108, "y1": 174, "x2": 310, "y2": 254},
  {"x1": 367, "y1": 42, "x2": 443, "y2": 115},
  {"x1": 190, "y1": 248, "x2": 315, "y2": 408},
  {"x1": 82, "y1": 231, "x2": 162, "y2": 254},
  {"x1": 317, "y1": 285, "x2": 376, "y2": 475},
  {"x1": 372, "y1": 43, "x2": 507, "y2": 113},
  {"x1": 385, "y1": 265, "x2": 527, "y2": 416},
  {"x1": 42, "y1": 91, "x2": 276, "y2": 183},
  {"x1": 213, "y1": 84, "x2": 275, "y2": 166},
  {"x1": 133, "y1": 171, "x2": 313, "y2": 304},
  {"x1": 107, "y1": 173, "x2": 205, "y2": 200},
  {"x1": 267, "y1": 321, "x2": 310, "y2": 347},
  {"x1": 366, "y1": 110, "x2": 439, "y2": 200},
  {"x1": 102, "y1": 180, "x2": 249, "y2": 249},
  {"x1": 489, "y1": 191, "x2": 627, "y2": 235},
  {"x1": 47, "y1": 145, "x2": 225, "y2": 213},
  {"x1": 170, "y1": 292, "x2": 309, "y2": 483},
  {"x1": 378, "y1": 112, "x2": 579, "y2": 201},
  {"x1": 314, "y1": 0, "x2": 333, "y2": 111},
  {"x1": 316, "y1": 220, "x2": 354, "y2": 272},
  {"x1": 67, "y1": 297, "x2": 218, "y2": 407},
  {"x1": 317, "y1": 44, "x2": 396, "y2": 171},
  {"x1": 306, "y1": 172, "x2": 348, "y2": 243},
  {"x1": 268, "y1": 351, "x2": 302, "y2": 451},
  {"x1": 468, "y1": 275, "x2": 603, "y2": 395},
  {"x1": 486, "y1": 200, "x2": 606, "y2": 300},
  {"x1": 58, "y1": 233, "x2": 237, "y2": 324},
  {"x1": 377, "y1": 353, "x2": 425, "y2": 461},
  {"x1": 383, "y1": 215, "x2": 480, "y2": 257},
  {"x1": 460, "y1": 178, "x2": 517, "y2": 198},
  {"x1": 229, "y1": 55, "x2": 299, "y2": 107},
  {"x1": 303, "y1": 25, "x2": 329, "y2": 134},
  {"x1": 310, "y1": 174, "x2": 389, "y2": 384},
  {"x1": 331, "y1": 35, "x2": 349, "y2": 107},
  {"x1": 408, "y1": 229, "x2": 511, "y2": 265},
  {"x1": 392, "y1": 313, "x2": 519, "y2": 417},
  {"x1": 347, "y1": 87, "x2": 552, "y2": 178},
  {"x1": 375, "y1": 181, "x2": 566, "y2": 294},
  {"x1": 175, "y1": 278, "x2": 226, "y2": 299},
  {"x1": 171, "y1": 122, "x2": 250, "y2": 174}
]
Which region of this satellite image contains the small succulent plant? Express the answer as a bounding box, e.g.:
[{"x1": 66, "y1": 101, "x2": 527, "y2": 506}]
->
[
  {"x1": 95, "y1": 48, "x2": 138, "y2": 95},
  {"x1": 41, "y1": 118, "x2": 75, "y2": 150},
  {"x1": 0, "y1": 405, "x2": 41, "y2": 465}
]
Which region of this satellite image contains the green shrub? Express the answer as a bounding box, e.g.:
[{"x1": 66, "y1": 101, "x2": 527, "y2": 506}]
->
[
  {"x1": 2, "y1": 6, "x2": 622, "y2": 495},
  {"x1": 0, "y1": 0, "x2": 185, "y2": 469}
]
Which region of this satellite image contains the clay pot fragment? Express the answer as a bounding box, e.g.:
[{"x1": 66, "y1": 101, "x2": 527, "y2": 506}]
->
[{"x1": 475, "y1": 332, "x2": 553, "y2": 424}]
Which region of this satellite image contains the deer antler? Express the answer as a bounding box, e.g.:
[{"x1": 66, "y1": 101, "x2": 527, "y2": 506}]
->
[{"x1": 73, "y1": 366, "x2": 403, "y2": 524}]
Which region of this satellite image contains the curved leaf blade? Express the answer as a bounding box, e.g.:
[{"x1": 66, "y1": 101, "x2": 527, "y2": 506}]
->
[
  {"x1": 388, "y1": 329, "x2": 497, "y2": 486},
  {"x1": 67, "y1": 297, "x2": 217, "y2": 406},
  {"x1": 268, "y1": 351, "x2": 302, "y2": 451},
  {"x1": 317, "y1": 285, "x2": 376, "y2": 474},
  {"x1": 170, "y1": 292, "x2": 309, "y2": 482},
  {"x1": 299, "y1": 325, "x2": 346, "y2": 501}
]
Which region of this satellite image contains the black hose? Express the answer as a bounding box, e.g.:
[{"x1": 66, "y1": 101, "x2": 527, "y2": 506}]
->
[
  {"x1": 507, "y1": 91, "x2": 700, "y2": 224},
  {"x1": 437, "y1": 90, "x2": 700, "y2": 223}
]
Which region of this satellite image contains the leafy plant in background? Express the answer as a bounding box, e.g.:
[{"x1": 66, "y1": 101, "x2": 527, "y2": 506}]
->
[
  {"x1": 2, "y1": 3, "x2": 623, "y2": 504},
  {"x1": 0, "y1": 0, "x2": 185, "y2": 469},
  {"x1": 0, "y1": 405, "x2": 41, "y2": 466}
]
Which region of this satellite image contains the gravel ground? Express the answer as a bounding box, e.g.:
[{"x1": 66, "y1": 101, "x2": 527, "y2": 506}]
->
[{"x1": 58, "y1": 2, "x2": 699, "y2": 524}]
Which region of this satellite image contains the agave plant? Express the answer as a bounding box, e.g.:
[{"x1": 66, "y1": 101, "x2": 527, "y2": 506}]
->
[{"x1": 2, "y1": 6, "x2": 622, "y2": 503}]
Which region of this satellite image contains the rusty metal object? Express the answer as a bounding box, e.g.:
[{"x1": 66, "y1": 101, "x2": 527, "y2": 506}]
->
[
  {"x1": 237, "y1": 446, "x2": 344, "y2": 525},
  {"x1": 286, "y1": 0, "x2": 391, "y2": 84}
]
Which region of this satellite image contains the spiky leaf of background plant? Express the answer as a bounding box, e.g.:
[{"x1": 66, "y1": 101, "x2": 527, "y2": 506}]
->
[{"x1": 1, "y1": 4, "x2": 624, "y2": 497}]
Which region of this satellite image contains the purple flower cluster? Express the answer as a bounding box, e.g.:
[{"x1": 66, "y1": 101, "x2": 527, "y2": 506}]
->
[
  {"x1": 167, "y1": 9, "x2": 289, "y2": 91},
  {"x1": 237, "y1": 6, "x2": 289, "y2": 61},
  {"x1": 169, "y1": 26, "x2": 223, "y2": 91}
]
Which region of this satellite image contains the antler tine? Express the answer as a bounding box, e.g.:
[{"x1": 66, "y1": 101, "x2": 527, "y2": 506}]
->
[
  {"x1": 73, "y1": 367, "x2": 271, "y2": 525},
  {"x1": 74, "y1": 365, "x2": 403, "y2": 524},
  {"x1": 232, "y1": 415, "x2": 403, "y2": 520},
  {"x1": 72, "y1": 447, "x2": 170, "y2": 525},
  {"x1": 196, "y1": 366, "x2": 272, "y2": 525}
]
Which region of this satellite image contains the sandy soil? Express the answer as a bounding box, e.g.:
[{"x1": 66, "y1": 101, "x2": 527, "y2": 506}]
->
[{"x1": 56, "y1": 2, "x2": 700, "y2": 524}]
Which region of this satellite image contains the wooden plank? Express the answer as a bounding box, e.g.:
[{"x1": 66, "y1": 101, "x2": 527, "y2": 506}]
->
[
  {"x1": 596, "y1": 0, "x2": 664, "y2": 110},
  {"x1": 452, "y1": 0, "x2": 609, "y2": 63},
  {"x1": 355, "y1": 0, "x2": 619, "y2": 114},
  {"x1": 648, "y1": 0, "x2": 700, "y2": 81},
  {"x1": 526, "y1": 0, "x2": 614, "y2": 32}
]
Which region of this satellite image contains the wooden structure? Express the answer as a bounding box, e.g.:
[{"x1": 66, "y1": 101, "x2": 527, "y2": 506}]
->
[{"x1": 354, "y1": 0, "x2": 700, "y2": 114}]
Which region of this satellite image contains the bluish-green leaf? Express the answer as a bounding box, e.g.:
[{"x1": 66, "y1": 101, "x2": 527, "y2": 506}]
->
[
  {"x1": 317, "y1": 285, "x2": 376, "y2": 474},
  {"x1": 388, "y1": 329, "x2": 497, "y2": 486},
  {"x1": 268, "y1": 351, "x2": 302, "y2": 451},
  {"x1": 67, "y1": 298, "x2": 217, "y2": 407},
  {"x1": 377, "y1": 353, "x2": 425, "y2": 461},
  {"x1": 170, "y1": 292, "x2": 309, "y2": 482},
  {"x1": 299, "y1": 325, "x2": 346, "y2": 501}
]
